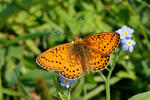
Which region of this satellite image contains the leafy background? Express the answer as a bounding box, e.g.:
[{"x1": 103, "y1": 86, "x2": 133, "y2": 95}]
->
[{"x1": 0, "y1": 0, "x2": 150, "y2": 100}]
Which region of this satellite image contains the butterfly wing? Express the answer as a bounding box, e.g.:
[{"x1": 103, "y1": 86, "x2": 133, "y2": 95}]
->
[
  {"x1": 36, "y1": 43, "x2": 73, "y2": 71},
  {"x1": 83, "y1": 32, "x2": 120, "y2": 55},
  {"x1": 87, "y1": 48, "x2": 110, "y2": 71},
  {"x1": 60, "y1": 53, "x2": 83, "y2": 80}
]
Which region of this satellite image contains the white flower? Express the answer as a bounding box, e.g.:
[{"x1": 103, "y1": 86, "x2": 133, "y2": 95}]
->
[
  {"x1": 121, "y1": 39, "x2": 136, "y2": 52},
  {"x1": 116, "y1": 26, "x2": 134, "y2": 39}
]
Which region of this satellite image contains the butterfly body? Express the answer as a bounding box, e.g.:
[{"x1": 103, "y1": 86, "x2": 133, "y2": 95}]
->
[
  {"x1": 36, "y1": 32, "x2": 120, "y2": 79},
  {"x1": 70, "y1": 36, "x2": 90, "y2": 74}
]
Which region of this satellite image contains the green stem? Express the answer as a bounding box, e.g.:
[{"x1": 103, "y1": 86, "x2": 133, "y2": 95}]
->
[
  {"x1": 105, "y1": 78, "x2": 110, "y2": 100},
  {"x1": 105, "y1": 50, "x2": 120, "y2": 100},
  {"x1": 99, "y1": 71, "x2": 106, "y2": 82},
  {"x1": 58, "y1": 89, "x2": 70, "y2": 100},
  {"x1": 67, "y1": 88, "x2": 71, "y2": 100}
]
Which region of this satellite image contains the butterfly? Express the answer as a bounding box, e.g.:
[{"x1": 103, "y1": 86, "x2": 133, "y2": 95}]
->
[{"x1": 36, "y1": 32, "x2": 120, "y2": 79}]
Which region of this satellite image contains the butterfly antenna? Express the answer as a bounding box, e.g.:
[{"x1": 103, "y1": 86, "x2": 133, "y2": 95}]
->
[
  {"x1": 54, "y1": 31, "x2": 74, "y2": 39},
  {"x1": 64, "y1": 34, "x2": 74, "y2": 39}
]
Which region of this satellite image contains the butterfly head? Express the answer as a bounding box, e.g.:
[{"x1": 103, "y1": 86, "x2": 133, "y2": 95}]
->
[{"x1": 73, "y1": 34, "x2": 82, "y2": 43}]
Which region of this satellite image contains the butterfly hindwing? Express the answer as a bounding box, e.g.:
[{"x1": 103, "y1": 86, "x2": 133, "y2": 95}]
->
[
  {"x1": 87, "y1": 48, "x2": 110, "y2": 71},
  {"x1": 60, "y1": 53, "x2": 83, "y2": 79}
]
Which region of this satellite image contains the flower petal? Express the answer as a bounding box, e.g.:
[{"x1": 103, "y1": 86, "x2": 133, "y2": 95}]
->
[
  {"x1": 59, "y1": 76, "x2": 75, "y2": 88},
  {"x1": 129, "y1": 29, "x2": 134, "y2": 33},
  {"x1": 131, "y1": 40, "x2": 136, "y2": 45},
  {"x1": 66, "y1": 84, "x2": 70, "y2": 88},
  {"x1": 122, "y1": 26, "x2": 128, "y2": 30},
  {"x1": 120, "y1": 34, "x2": 125, "y2": 39},
  {"x1": 126, "y1": 33, "x2": 132, "y2": 38},
  {"x1": 60, "y1": 83, "x2": 66, "y2": 86},
  {"x1": 116, "y1": 29, "x2": 123, "y2": 33},
  {"x1": 125, "y1": 37, "x2": 131, "y2": 40},
  {"x1": 122, "y1": 44, "x2": 129, "y2": 51},
  {"x1": 59, "y1": 76, "x2": 65, "y2": 81},
  {"x1": 121, "y1": 39, "x2": 127, "y2": 44},
  {"x1": 69, "y1": 80, "x2": 75, "y2": 84},
  {"x1": 129, "y1": 46, "x2": 133, "y2": 52}
]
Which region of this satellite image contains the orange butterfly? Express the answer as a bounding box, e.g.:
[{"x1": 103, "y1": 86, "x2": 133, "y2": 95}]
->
[{"x1": 36, "y1": 32, "x2": 120, "y2": 79}]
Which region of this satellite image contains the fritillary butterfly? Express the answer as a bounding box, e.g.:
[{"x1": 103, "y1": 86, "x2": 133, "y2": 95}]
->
[{"x1": 36, "y1": 32, "x2": 120, "y2": 79}]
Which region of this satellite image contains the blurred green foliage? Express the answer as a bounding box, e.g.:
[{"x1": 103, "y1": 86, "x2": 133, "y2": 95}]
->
[{"x1": 0, "y1": 0, "x2": 150, "y2": 100}]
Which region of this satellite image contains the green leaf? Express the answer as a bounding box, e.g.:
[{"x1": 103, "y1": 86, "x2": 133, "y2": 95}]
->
[
  {"x1": 0, "y1": 48, "x2": 6, "y2": 70},
  {"x1": 2, "y1": 88, "x2": 31, "y2": 100},
  {"x1": 25, "y1": 40, "x2": 41, "y2": 55},
  {"x1": 5, "y1": 70, "x2": 18, "y2": 88},
  {"x1": 2, "y1": 88, "x2": 22, "y2": 96},
  {"x1": 0, "y1": 71, "x2": 3, "y2": 100},
  {"x1": 71, "y1": 15, "x2": 85, "y2": 34},
  {"x1": 71, "y1": 96, "x2": 82, "y2": 100},
  {"x1": 72, "y1": 78, "x2": 84, "y2": 96},
  {"x1": 7, "y1": 46, "x2": 23, "y2": 59},
  {"x1": 110, "y1": 76, "x2": 122, "y2": 85},
  {"x1": 116, "y1": 71, "x2": 136, "y2": 80},
  {"x1": 128, "y1": 91, "x2": 150, "y2": 100},
  {"x1": 14, "y1": 63, "x2": 22, "y2": 77},
  {"x1": 84, "y1": 83, "x2": 97, "y2": 90},
  {"x1": 2, "y1": 30, "x2": 54, "y2": 46},
  {"x1": 0, "y1": 0, "x2": 49, "y2": 28},
  {"x1": 48, "y1": 32, "x2": 65, "y2": 46},
  {"x1": 83, "y1": 84, "x2": 105, "y2": 100},
  {"x1": 19, "y1": 69, "x2": 53, "y2": 86}
]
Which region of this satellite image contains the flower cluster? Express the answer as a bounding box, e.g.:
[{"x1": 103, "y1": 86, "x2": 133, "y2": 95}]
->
[
  {"x1": 59, "y1": 76, "x2": 75, "y2": 88},
  {"x1": 116, "y1": 26, "x2": 136, "y2": 52}
]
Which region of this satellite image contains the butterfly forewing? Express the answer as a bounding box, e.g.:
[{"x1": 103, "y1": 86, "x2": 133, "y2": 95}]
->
[
  {"x1": 83, "y1": 32, "x2": 120, "y2": 55},
  {"x1": 36, "y1": 43, "x2": 73, "y2": 71}
]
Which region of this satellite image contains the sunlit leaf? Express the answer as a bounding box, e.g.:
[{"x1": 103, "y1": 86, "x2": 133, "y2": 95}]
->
[{"x1": 129, "y1": 91, "x2": 150, "y2": 100}]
